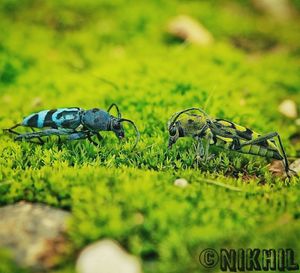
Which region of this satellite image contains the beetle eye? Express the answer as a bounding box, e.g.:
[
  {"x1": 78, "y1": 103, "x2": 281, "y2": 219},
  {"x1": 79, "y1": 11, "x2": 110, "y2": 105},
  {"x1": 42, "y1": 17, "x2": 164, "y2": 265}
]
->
[
  {"x1": 169, "y1": 127, "x2": 177, "y2": 136},
  {"x1": 113, "y1": 122, "x2": 121, "y2": 130}
]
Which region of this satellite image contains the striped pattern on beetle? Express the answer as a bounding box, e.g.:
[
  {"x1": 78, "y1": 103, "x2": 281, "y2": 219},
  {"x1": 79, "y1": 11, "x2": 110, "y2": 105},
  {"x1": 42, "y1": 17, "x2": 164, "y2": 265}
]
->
[
  {"x1": 22, "y1": 108, "x2": 83, "y2": 129},
  {"x1": 167, "y1": 107, "x2": 292, "y2": 177},
  {"x1": 5, "y1": 104, "x2": 140, "y2": 149}
]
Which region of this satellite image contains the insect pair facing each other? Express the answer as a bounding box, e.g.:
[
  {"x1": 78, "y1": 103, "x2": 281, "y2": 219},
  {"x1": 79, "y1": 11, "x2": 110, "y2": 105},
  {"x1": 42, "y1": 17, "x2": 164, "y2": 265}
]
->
[
  {"x1": 5, "y1": 104, "x2": 140, "y2": 149},
  {"x1": 167, "y1": 107, "x2": 293, "y2": 177},
  {"x1": 5, "y1": 105, "x2": 293, "y2": 177}
]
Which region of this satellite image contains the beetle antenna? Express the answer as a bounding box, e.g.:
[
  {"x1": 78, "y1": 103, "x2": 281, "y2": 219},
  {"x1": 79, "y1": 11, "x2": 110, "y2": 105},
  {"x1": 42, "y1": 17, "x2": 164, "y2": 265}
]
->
[
  {"x1": 168, "y1": 108, "x2": 209, "y2": 130},
  {"x1": 107, "y1": 103, "x2": 121, "y2": 118},
  {"x1": 119, "y1": 118, "x2": 140, "y2": 149}
]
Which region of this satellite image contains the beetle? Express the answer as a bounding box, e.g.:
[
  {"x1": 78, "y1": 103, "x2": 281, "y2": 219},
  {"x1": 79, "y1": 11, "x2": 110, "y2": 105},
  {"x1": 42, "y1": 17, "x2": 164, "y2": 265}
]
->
[
  {"x1": 5, "y1": 103, "x2": 140, "y2": 149},
  {"x1": 167, "y1": 107, "x2": 293, "y2": 177}
]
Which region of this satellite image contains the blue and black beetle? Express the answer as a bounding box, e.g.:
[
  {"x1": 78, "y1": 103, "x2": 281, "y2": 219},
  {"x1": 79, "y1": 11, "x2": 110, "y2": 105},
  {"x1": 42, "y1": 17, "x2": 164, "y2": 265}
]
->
[{"x1": 5, "y1": 104, "x2": 140, "y2": 148}]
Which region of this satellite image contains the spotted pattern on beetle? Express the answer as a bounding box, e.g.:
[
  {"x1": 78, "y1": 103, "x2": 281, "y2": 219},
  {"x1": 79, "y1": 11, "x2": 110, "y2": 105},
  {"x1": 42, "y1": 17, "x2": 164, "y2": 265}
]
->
[{"x1": 167, "y1": 107, "x2": 291, "y2": 176}]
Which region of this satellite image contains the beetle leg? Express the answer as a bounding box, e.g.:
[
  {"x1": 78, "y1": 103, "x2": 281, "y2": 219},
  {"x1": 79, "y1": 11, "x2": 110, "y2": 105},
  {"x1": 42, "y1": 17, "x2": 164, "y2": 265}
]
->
[
  {"x1": 239, "y1": 132, "x2": 278, "y2": 147},
  {"x1": 87, "y1": 134, "x2": 99, "y2": 146},
  {"x1": 80, "y1": 131, "x2": 100, "y2": 146},
  {"x1": 96, "y1": 132, "x2": 103, "y2": 142},
  {"x1": 194, "y1": 129, "x2": 214, "y2": 165},
  {"x1": 4, "y1": 123, "x2": 22, "y2": 135},
  {"x1": 194, "y1": 137, "x2": 204, "y2": 166},
  {"x1": 67, "y1": 131, "x2": 89, "y2": 140},
  {"x1": 29, "y1": 127, "x2": 45, "y2": 144},
  {"x1": 15, "y1": 129, "x2": 73, "y2": 143},
  {"x1": 194, "y1": 125, "x2": 214, "y2": 162},
  {"x1": 203, "y1": 131, "x2": 214, "y2": 162},
  {"x1": 197, "y1": 138, "x2": 205, "y2": 158},
  {"x1": 4, "y1": 124, "x2": 43, "y2": 144}
]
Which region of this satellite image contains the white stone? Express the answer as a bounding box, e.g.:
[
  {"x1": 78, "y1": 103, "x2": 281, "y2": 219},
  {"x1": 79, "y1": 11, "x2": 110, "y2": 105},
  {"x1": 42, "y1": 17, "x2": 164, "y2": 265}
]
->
[
  {"x1": 167, "y1": 15, "x2": 213, "y2": 46},
  {"x1": 278, "y1": 99, "x2": 297, "y2": 118},
  {"x1": 76, "y1": 239, "x2": 142, "y2": 273},
  {"x1": 251, "y1": 0, "x2": 294, "y2": 20},
  {"x1": 290, "y1": 159, "x2": 300, "y2": 175},
  {"x1": 0, "y1": 202, "x2": 70, "y2": 270},
  {"x1": 174, "y1": 178, "x2": 189, "y2": 188}
]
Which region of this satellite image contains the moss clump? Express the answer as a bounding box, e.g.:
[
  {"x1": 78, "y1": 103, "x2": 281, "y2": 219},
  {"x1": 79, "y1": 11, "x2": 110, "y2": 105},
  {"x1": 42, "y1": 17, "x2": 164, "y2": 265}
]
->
[{"x1": 0, "y1": 0, "x2": 299, "y2": 272}]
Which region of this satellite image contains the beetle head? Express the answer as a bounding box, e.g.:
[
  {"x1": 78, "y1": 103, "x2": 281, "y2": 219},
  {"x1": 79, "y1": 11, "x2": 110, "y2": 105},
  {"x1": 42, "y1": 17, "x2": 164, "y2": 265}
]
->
[
  {"x1": 167, "y1": 107, "x2": 210, "y2": 149},
  {"x1": 110, "y1": 117, "x2": 140, "y2": 149},
  {"x1": 111, "y1": 118, "x2": 125, "y2": 140},
  {"x1": 168, "y1": 121, "x2": 184, "y2": 148}
]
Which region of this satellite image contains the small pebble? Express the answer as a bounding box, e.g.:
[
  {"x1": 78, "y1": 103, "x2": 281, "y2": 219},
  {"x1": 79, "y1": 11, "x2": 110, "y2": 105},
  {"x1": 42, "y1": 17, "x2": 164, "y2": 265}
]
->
[
  {"x1": 269, "y1": 160, "x2": 286, "y2": 177},
  {"x1": 174, "y1": 178, "x2": 189, "y2": 188},
  {"x1": 251, "y1": 0, "x2": 294, "y2": 20},
  {"x1": 290, "y1": 159, "x2": 300, "y2": 175},
  {"x1": 32, "y1": 97, "x2": 43, "y2": 107},
  {"x1": 167, "y1": 15, "x2": 213, "y2": 46},
  {"x1": 76, "y1": 239, "x2": 142, "y2": 273},
  {"x1": 278, "y1": 99, "x2": 297, "y2": 118},
  {"x1": 134, "y1": 213, "x2": 144, "y2": 225},
  {"x1": 0, "y1": 202, "x2": 70, "y2": 270}
]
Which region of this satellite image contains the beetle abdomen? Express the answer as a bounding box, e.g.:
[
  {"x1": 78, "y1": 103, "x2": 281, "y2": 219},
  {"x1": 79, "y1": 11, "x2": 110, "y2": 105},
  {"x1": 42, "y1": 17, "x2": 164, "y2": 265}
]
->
[
  {"x1": 22, "y1": 108, "x2": 82, "y2": 129},
  {"x1": 240, "y1": 144, "x2": 283, "y2": 160},
  {"x1": 212, "y1": 134, "x2": 283, "y2": 160}
]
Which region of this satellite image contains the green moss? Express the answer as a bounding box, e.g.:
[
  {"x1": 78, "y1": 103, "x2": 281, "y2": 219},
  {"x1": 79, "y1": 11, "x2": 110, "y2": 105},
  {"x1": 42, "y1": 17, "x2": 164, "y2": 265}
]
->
[{"x1": 0, "y1": 0, "x2": 300, "y2": 272}]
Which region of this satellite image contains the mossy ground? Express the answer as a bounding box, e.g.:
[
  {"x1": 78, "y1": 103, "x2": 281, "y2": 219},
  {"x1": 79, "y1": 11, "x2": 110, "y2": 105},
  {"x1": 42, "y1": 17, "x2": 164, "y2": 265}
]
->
[{"x1": 0, "y1": 0, "x2": 300, "y2": 272}]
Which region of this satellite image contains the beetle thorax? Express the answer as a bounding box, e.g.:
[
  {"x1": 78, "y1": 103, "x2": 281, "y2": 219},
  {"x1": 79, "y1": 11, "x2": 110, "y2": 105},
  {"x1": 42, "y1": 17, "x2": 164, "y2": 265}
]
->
[
  {"x1": 81, "y1": 108, "x2": 111, "y2": 131},
  {"x1": 179, "y1": 116, "x2": 206, "y2": 136}
]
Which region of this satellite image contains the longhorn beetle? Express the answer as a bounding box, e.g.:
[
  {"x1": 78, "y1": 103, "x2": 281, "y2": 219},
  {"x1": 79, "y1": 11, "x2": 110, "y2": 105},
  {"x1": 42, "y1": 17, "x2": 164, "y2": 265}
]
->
[
  {"x1": 5, "y1": 104, "x2": 140, "y2": 149},
  {"x1": 167, "y1": 107, "x2": 293, "y2": 177}
]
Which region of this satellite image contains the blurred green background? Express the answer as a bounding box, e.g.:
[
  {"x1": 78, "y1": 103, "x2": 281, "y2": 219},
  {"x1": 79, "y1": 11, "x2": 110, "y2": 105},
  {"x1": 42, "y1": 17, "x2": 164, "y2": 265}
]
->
[{"x1": 0, "y1": 0, "x2": 300, "y2": 272}]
